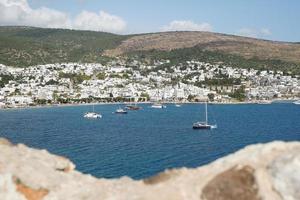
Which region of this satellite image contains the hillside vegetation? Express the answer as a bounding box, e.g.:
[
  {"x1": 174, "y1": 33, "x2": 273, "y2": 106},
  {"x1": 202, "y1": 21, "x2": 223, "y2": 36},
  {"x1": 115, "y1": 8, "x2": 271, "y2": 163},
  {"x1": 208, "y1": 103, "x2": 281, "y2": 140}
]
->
[
  {"x1": 127, "y1": 47, "x2": 300, "y2": 74},
  {"x1": 0, "y1": 26, "x2": 128, "y2": 66},
  {"x1": 1, "y1": 26, "x2": 300, "y2": 74}
]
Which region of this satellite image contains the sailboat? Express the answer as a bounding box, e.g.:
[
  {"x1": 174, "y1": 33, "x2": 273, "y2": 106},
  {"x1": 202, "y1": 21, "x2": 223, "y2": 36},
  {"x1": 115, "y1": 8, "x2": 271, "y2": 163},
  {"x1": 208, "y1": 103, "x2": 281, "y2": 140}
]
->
[
  {"x1": 193, "y1": 101, "x2": 216, "y2": 129},
  {"x1": 151, "y1": 90, "x2": 166, "y2": 109},
  {"x1": 84, "y1": 104, "x2": 102, "y2": 119}
]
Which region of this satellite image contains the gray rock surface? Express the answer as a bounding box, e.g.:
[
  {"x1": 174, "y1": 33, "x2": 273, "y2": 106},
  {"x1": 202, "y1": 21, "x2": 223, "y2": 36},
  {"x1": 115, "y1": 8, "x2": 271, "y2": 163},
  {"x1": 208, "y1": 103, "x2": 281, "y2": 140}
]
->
[
  {"x1": 268, "y1": 150, "x2": 300, "y2": 200},
  {"x1": 0, "y1": 138, "x2": 299, "y2": 200}
]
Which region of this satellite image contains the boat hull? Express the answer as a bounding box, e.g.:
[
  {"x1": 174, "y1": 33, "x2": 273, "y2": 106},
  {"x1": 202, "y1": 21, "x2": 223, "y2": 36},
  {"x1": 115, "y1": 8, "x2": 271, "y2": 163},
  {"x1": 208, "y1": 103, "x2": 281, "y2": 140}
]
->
[
  {"x1": 193, "y1": 125, "x2": 212, "y2": 129},
  {"x1": 84, "y1": 112, "x2": 102, "y2": 118},
  {"x1": 125, "y1": 106, "x2": 141, "y2": 110},
  {"x1": 151, "y1": 104, "x2": 166, "y2": 109},
  {"x1": 151, "y1": 105, "x2": 163, "y2": 109},
  {"x1": 115, "y1": 111, "x2": 128, "y2": 114}
]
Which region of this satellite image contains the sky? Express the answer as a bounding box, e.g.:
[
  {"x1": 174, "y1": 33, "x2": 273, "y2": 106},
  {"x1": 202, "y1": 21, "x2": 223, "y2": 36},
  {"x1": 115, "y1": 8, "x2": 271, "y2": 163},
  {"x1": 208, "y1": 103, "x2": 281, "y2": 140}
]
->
[{"x1": 0, "y1": 0, "x2": 299, "y2": 42}]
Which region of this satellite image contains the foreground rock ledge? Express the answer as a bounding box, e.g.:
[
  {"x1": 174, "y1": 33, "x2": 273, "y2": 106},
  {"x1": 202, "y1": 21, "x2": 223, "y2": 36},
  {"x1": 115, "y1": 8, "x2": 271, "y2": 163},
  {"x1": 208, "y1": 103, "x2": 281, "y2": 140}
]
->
[{"x1": 0, "y1": 138, "x2": 299, "y2": 200}]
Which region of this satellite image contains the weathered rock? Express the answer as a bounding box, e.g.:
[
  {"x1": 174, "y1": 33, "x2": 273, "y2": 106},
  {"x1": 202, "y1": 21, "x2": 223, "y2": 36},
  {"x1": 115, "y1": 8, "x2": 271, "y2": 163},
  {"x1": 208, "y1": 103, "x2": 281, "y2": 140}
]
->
[
  {"x1": 201, "y1": 165, "x2": 260, "y2": 200},
  {"x1": 14, "y1": 177, "x2": 49, "y2": 200},
  {"x1": 0, "y1": 138, "x2": 299, "y2": 200},
  {"x1": 0, "y1": 173, "x2": 26, "y2": 200},
  {"x1": 0, "y1": 138, "x2": 13, "y2": 146},
  {"x1": 268, "y1": 150, "x2": 300, "y2": 200},
  {"x1": 143, "y1": 170, "x2": 180, "y2": 185}
]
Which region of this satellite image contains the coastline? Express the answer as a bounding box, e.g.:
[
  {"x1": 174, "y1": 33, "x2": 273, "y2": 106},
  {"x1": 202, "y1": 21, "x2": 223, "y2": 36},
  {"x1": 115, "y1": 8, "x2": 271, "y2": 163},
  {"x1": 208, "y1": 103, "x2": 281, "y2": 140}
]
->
[{"x1": 0, "y1": 99, "x2": 296, "y2": 111}]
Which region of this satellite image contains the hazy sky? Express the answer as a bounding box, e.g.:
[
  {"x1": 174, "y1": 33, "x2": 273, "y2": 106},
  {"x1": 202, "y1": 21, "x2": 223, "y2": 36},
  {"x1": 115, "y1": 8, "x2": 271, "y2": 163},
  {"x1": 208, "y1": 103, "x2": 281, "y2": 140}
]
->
[{"x1": 0, "y1": 0, "x2": 298, "y2": 42}]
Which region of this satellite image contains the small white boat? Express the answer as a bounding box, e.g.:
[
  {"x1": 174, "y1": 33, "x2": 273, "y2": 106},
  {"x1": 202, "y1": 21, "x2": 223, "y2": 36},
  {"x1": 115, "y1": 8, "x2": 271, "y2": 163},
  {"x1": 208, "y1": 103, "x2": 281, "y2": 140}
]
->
[
  {"x1": 84, "y1": 105, "x2": 102, "y2": 119},
  {"x1": 293, "y1": 100, "x2": 300, "y2": 105},
  {"x1": 84, "y1": 112, "x2": 102, "y2": 118},
  {"x1": 115, "y1": 108, "x2": 128, "y2": 114},
  {"x1": 151, "y1": 103, "x2": 166, "y2": 109},
  {"x1": 175, "y1": 103, "x2": 182, "y2": 107}
]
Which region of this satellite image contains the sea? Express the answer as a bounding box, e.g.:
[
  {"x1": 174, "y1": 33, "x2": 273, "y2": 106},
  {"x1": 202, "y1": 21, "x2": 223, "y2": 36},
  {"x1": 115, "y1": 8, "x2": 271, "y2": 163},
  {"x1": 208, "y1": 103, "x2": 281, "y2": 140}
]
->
[{"x1": 0, "y1": 103, "x2": 299, "y2": 179}]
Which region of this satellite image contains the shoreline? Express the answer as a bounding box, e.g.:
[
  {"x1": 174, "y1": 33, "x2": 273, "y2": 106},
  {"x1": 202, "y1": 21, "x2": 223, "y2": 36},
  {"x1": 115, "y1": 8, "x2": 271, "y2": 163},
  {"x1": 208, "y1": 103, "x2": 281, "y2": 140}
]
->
[{"x1": 0, "y1": 99, "x2": 296, "y2": 110}]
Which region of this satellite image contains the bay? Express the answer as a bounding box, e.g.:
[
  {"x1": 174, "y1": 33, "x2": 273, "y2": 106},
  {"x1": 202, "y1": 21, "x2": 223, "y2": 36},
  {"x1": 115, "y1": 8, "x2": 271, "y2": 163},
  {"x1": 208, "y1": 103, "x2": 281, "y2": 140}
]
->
[{"x1": 0, "y1": 103, "x2": 299, "y2": 179}]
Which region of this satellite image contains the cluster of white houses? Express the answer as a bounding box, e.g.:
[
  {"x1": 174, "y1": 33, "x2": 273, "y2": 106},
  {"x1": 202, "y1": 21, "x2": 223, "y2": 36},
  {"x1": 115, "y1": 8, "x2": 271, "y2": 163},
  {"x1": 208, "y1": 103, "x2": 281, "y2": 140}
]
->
[{"x1": 0, "y1": 59, "x2": 299, "y2": 107}]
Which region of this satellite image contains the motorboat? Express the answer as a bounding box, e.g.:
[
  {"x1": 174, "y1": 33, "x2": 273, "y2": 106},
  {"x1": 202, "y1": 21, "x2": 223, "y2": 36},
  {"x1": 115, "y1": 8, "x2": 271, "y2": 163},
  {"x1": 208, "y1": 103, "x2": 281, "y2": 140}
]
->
[
  {"x1": 125, "y1": 105, "x2": 141, "y2": 110},
  {"x1": 293, "y1": 100, "x2": 300, "y2": 105},
  {"x1": 175, "y1": 103, "x2": 182, "y2": 107},
  {"x1": 151, "y1": 103, "x2": 166, "y2": 109},
  {"x1": 115, "y1": 108, "x2": 128, "y2": 114}
]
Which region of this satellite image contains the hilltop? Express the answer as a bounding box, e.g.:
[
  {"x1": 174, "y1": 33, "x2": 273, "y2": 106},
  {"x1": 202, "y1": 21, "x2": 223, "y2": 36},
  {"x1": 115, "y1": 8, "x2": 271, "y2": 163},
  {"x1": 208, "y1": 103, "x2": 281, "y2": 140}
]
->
[
  {"x1": 1, "y1": 26, "x2": 300, "y2": 73},
  {"x1": 105, "y1": 31, "x2": 300, "y2": 63}
]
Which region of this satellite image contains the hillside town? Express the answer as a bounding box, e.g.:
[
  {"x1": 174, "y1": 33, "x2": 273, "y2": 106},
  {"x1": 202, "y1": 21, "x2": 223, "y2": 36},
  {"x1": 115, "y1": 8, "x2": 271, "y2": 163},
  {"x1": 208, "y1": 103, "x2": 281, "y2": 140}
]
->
[{"x1": 0, "y1": 59, "x2": 299, "y2": 108}]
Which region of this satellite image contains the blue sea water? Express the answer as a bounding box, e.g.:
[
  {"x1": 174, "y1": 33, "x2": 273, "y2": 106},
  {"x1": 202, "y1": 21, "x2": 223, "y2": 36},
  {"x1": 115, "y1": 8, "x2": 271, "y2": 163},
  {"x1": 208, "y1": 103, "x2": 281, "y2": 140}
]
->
[{"x1": 0, "y1": 103, "x2": 299, "y2": 179}]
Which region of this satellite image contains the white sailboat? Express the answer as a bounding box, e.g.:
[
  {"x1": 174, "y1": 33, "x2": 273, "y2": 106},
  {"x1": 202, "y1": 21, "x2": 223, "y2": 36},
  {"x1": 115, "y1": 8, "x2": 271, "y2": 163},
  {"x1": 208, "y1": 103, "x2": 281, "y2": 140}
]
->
[
  {"x1": 193, "y1": 101, "x2": 216, "y2": 129},
  {"x1": 151, "y1": 89, "x2": 167, "y2": 109},
  {"x1": 84, "y1": 104, "x2": 102, "y2": 119}
]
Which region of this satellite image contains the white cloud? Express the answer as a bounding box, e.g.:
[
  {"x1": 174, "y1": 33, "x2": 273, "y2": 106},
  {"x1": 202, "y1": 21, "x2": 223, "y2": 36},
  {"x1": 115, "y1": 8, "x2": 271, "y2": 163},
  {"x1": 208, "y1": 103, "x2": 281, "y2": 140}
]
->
[
  {"x1": 0, "y1": 0, "x2": 126, "y2": 33},
  {"x1": 236, "y1": 28, "x2": 272, "y2": 38},
  {"x1": 73, "y1": 11, "x2": 126, "y2": 33},
  {"x1": 162, "y1": 20, "x2": 213, "y2": 32},
  {"x1": 261, "y1": 28, "x2": 271, "y2": 36}
]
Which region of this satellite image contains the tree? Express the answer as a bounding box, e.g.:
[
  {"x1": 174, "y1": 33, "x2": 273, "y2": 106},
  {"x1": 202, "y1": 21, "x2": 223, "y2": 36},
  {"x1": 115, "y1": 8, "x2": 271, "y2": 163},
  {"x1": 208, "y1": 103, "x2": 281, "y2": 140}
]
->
[
  {"x1": 97, "y1": 72, "x2": 106, "y2": 80},
  {"x1": 229, "y1": 86, "x2": 246, "y2": 101},
  {"x1": 208, "y1": 93, "x2": 215, "y2": 102},
  {"x1": 0, "y1": 75, "x2": 14, "y2": 88},
  {"x1": 140, "y1": 92, "x2": 150, "y2": 101},
  {"x1": 187, "y1": 95, "x2": 195, "y2": 102}
]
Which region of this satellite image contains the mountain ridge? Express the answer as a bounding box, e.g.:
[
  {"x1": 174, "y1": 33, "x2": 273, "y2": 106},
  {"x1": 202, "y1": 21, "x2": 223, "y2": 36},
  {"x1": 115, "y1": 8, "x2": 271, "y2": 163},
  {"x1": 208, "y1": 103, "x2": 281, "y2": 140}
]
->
[
  {"x1": 104, "y1": 31, "x2": 300, "y2": 64},
  {"x1": 1, "y1": 26, "x2": 300, "y2": 73}
]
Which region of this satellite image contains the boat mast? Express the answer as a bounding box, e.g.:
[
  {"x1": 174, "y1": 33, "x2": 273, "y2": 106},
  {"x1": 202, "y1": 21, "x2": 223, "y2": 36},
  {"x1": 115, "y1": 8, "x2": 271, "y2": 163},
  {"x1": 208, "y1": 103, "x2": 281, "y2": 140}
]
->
[{"x1": 205, "y1": 101, "x2": 208, "y2": 124}]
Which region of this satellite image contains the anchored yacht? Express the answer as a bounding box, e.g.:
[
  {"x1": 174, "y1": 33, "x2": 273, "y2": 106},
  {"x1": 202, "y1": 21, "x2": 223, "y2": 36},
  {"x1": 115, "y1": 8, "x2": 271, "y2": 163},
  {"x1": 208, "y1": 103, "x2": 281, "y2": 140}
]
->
[
  {"x1": 193, "y1": 101, "x2": 216, "y2": 130},
  {"x1": 84, "y1": 105, "x2": 102, "y2": 119}
]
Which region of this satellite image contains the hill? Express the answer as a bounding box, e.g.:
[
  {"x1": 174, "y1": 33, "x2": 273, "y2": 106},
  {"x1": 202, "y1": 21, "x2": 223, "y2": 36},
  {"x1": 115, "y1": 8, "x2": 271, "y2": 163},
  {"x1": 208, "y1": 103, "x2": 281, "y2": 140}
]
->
[
  {"x1": 0, "y1": 26, "x2": 129, "y2": 67},
  {"x1": 105, "y1": 31, "x2": 300, "y2": 63},
  {"x1": 105, "y1": 31, "x2": 300, "y2": 74},
  {"x1": 1, "y1": 26, "x2": 300, "y2": 74}
]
